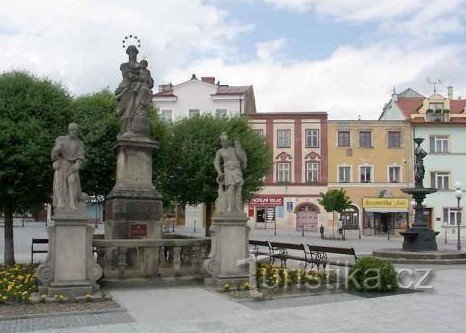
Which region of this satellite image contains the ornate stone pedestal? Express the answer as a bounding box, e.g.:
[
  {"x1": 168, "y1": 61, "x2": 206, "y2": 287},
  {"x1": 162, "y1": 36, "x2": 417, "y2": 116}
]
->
[
  {"x1": 203, "y1": 213, "x2": 250, "y2": 286},
  {"x1": 105, "y1": 136, "x2": 163, "y2": 240},
  {"x1": 37, "y1": 215, "x2": 102, "y2": 296},
  {"x1": 104, "y1": 136, "x2": 164, "y2": 279}
]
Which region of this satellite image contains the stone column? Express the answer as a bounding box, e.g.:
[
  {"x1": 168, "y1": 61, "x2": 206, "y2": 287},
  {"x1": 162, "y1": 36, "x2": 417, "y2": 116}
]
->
[
  {"x1": 37, "y1": 214, "x2": 102, "y2": 297},
  {"x1": 203, "y1": 213, "x2": 250, "y2": 286}
]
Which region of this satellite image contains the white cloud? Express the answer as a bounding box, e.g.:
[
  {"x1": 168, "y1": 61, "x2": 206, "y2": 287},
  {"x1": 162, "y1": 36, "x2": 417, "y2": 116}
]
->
[
  {"x1": 255, "y1": 38, "x2": 287, "y2": 62},
  {"x1": 257, "y1": 0, "x2": 466, "y2": 40},
  {"x1": 166, "y1": 42, "x2": 464, "y2": 119},
  {"x1": 0, "y1": 0, "x2": 249, "y2": 95}
]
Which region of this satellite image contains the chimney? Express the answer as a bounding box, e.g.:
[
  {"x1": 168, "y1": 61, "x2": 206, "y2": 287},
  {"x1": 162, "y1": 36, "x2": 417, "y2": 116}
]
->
[
  {"x1": 448, "y1": 86, "x2": 454, "y2": 99},
  {"x1": 191, "y1": 73, "x2": 197, "y2": 80},
  {"x1": 158, "y1": 84, "x2": 173, "y2": 93},
  {"x1": 201, "y1": 76, "x2": 215, "y2": 85}
]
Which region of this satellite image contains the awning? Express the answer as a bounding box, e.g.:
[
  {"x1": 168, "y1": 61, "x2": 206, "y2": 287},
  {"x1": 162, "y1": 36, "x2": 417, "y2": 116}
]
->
[{"x1": 364, "y1": 208, "x2": 409, "y2": 213}]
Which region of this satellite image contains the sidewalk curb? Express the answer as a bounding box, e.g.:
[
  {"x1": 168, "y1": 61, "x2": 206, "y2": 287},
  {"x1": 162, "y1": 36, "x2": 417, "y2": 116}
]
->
[{"x1": 0, "y1": 306, "x2": 128, "y2": 322}]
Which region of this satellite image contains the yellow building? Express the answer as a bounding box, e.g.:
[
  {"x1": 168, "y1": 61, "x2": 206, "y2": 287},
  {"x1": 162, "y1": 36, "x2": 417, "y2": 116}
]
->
[{"x1": 327, "y1": 120, "x2": 414, "y2": 237}]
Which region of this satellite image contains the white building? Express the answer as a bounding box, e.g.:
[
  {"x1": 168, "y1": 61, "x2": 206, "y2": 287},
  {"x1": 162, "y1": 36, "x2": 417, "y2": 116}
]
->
[
  {"x1": 152, "y1": 74, "x2": 256, "y2": 230},
  {"x1": 153, "y1": 74, "x2": 256, "y2": 122}
]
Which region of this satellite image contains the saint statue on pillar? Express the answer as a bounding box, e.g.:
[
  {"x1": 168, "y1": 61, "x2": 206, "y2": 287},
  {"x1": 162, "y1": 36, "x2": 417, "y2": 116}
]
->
[{"x1": 213, "y1": 133, "x2": 247, "y2": 215}]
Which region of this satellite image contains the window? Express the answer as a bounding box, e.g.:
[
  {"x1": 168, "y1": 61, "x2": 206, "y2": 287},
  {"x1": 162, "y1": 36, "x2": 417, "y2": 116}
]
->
[
  {"x1": 215, "y1": 108, "x2": 227, "y2": 117},
  {"x1": 431, "y1": 172, "x2": 450, "y2": 190},
  {"x1": 277, "y1": 129, "x2": 291, "y2": 148},
  {"x1": 253, "y1": 129, "x2": 264, "y2": 137},
  {"x1": 306, "y1": 162, "x2": 319, "y2": 183},
  {"x1": 430, "y1": 135, "x2": 449, "y2": 153},
  {"x1": 429, "y1": 102, "x2": 444, "y2": 111},
  {"x1": 337, "y1": 131, "x2": 350, "y2": 147},
  {"x1": 389, "y1": 166, "x2": 401, "y2": 183},
  {"x1": 388, "y1": 131, "x2": 401, "y2": 148},
  {"x1": 306, "y1": 129, "x2": 319, "y2": 148},
  {"x1": 161, "y1": 110, "x2": 173, "y2": 123},
  {"x1": 359, "y1": 131, "x2": 372, "y2": 148},
  {"x1": 443, "y1": 208, "x2": 462, "y2": 226},
  {"x1": 277, "y1": 162, "x2": 291, "y2": 183},
  {"x1": 188, "y1": 109, "x2": 200, "y2": 117},
  {"x1": 338, "y1": 166, "x2": 351, "y2": 183},
  {"x1": 360, "y1": 166, "x2": 372, "y2": 183}
]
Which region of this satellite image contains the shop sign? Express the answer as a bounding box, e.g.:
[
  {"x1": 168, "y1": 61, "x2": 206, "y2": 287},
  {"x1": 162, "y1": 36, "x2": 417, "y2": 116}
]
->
[
  {"x1": 362, "y1": 198, "x2": 409, "y2": 209},
  {"x1": 250, "y1": 196, "x2": 284, "y2": 206},
  {"x1": 286, "y1": 202, "x2": 293, "y2": 212},
  {"x1": 266, "y1": 207, "x2": 275, "y2": 222}
]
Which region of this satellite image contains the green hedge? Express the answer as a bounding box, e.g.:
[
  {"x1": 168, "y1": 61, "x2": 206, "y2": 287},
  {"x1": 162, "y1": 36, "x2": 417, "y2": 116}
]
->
[{"x1": 348, "y1": 257, "x2": 398, "y2": 293}]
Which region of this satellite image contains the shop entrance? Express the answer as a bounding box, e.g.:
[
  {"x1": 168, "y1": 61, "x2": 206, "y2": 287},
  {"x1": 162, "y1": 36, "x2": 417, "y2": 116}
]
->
[
  {"x1": 296, "y1": 203, "x2": 319, "y2": 232},
  {"x1": 256, "y1": 207, "x2": 276, "y2": 229}
]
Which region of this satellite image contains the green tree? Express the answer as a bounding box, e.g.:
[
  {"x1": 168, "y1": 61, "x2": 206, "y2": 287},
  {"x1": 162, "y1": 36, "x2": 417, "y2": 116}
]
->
[
  {"x1": 163, "y1": 115, "x2": 271, "y2": 236},
  {"x1": 0, "y1": 71, "x2": 72, "y2": 264},
  {"x1": 70, "y1": 89, "x2": 119, "y2": 198},
  {"x1": 318, "y1": 188, "x2": 352, "y2": 237}
]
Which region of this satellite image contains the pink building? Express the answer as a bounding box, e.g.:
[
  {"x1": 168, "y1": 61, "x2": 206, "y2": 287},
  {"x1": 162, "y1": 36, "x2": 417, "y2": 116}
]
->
[{"x1": 247, "y1": 112, "x2": 331, "y2": 233}]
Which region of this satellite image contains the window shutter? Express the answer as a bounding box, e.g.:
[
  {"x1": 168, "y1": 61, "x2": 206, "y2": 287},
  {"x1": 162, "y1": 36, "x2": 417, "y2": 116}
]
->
[{"x1": 430, "y1": 136, "x2": 435, "y2": 153}]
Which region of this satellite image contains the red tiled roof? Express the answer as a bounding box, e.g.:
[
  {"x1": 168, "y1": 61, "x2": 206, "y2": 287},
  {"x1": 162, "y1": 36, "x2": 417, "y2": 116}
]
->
[
  {"x1": 215, "y1": 86, "x2": 250, "y2": 95},
  {"x1": 395, "y1": 97, "x2": 424, "y2": 119},
  {"x1": 450, "y1": 99, "x2": 466, "y2": 113}
]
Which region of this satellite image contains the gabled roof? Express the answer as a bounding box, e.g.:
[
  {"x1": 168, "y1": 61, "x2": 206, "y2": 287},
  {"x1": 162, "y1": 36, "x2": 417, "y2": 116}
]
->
[
  {"x1": 153, "y1": 90, "x2": 176, "y2": 97},
  {"x1": 397, "y1": 88, "x2": 425, "y2": 98},
  {"x1": 395, "y1": 97, "x2": 424, "y2": 119},
  {"x1": 450, "y1": 99, "x2": 466, "y2": 114}
]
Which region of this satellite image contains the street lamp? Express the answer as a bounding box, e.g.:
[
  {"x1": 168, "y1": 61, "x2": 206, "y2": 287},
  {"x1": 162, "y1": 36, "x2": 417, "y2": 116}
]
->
[{"x1": 454, "y1": 182, "x2": 462, "y2": 251}]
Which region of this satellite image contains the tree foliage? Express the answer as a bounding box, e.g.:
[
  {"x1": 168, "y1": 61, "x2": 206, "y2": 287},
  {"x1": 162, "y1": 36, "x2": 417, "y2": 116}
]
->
[
  {"x1": 318, "y1": 188, "x2": 352, "y2": 214},
  {"x1": 0, "y1": 71, "x2": 72, "y2": 264},
  {"x1": 160, "y1": 115, "x2": 272, "y2": 235},
  {"x1": 162, "y1": 115, "x2": 272, "y2": 206},
  {"x1": 70, "y1": 89, "x2": 119, "y2": 198}
]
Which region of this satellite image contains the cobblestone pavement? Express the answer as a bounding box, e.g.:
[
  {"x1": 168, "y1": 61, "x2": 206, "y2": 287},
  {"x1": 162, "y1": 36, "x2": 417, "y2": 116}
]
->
[
  {"x1": 2, "y1": 223, "x2": 466, "y2": 332},
  {"x1": 0, "y1": 310, "x2": 135, "y2": 333},
  {"x1": 3, "y1": 266, "x2": 464, "y2": 332}
]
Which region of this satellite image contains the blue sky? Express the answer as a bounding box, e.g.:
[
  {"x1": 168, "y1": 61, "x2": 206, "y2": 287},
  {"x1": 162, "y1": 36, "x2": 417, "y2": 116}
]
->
[
  {"x1": 0, "y1": 0, "x2": 465, "y2": 119},
  {"x1": 212, "y1": 0, "x2": 374, "y2": 62}
]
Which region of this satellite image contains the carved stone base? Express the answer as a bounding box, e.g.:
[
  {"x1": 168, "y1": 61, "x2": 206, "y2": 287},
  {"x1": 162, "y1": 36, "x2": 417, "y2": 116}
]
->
[
  {"x1": 203, "y1": 213, "x2": 250, "y2": 285},
  {"x1": 37, "y1": 215, "x2": 102, "y2": 297},
  {"x1": 400, "y1": 228, "x2": 440, "y2": 252}
]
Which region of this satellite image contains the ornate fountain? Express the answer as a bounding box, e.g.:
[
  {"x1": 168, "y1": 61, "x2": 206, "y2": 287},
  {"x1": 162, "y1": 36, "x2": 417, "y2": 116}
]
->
[{"x1": 400, "y1": 138, "x2": 439, "y2": 251}]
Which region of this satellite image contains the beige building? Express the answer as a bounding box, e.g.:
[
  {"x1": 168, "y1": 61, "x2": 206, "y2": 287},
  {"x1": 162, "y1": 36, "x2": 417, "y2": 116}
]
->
[{"x1": 327, "y1": 120, "x2": 414, "y2": 237}]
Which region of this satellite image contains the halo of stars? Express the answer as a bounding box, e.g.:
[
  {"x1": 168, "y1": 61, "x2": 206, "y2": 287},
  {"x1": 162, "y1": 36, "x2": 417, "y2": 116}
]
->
[{"x1": 122, "y1": 35, "x2": 142, "y2": 49}]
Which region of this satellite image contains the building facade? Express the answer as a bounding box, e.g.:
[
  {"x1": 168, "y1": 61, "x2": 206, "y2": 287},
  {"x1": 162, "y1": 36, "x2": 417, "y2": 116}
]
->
[
  {"x1": 247, "y1": 112, "x2": 331, "y2": 233},
  {"x1": 152, "y1": 74, "x2": 256, "y2": 122},
  {"x1": 380, "y1": 87, "x2": 466, "y2": 239},
  {"x1": 327, "y1": 120, "x2": 414, "y2": 237},
  {"x1": 152, "y1": 74, "x2": 256, "y2": 230}
]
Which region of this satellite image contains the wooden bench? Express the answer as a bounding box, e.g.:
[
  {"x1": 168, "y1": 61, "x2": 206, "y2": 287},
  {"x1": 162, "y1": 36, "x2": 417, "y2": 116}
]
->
[
  {"x1": 306, "y1": 245, "x2": 358, "y2": 269},
  {"x1": 249, "y1": 240, "x2": 358, "y2": 270},
  {"x1": 31, "y1": 238, "x2": 49, "y2": 263},
  {"x1": 249, "y1": 240, "x2": 273, "y2": 262}
]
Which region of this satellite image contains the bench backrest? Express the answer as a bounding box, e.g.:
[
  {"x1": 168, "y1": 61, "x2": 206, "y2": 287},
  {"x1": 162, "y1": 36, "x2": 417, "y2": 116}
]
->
[
  {"x1": 308, "y1": 245, "x2": 356, "y2": 257},
  {"x1": 249, "y1": 240, "x2": 270, "y2": 247},
  {"x1": 269, "y1": 241, "x2": 304, "y2": 251}
]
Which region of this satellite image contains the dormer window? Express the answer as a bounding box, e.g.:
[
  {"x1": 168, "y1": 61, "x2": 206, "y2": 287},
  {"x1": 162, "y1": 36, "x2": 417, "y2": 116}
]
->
[
  {"x1": 427, "y1": 103, "x2": 448, "y2": 122},
  {"x1": 429, "y1": 102, "x2": 443, "y2": 111}
]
